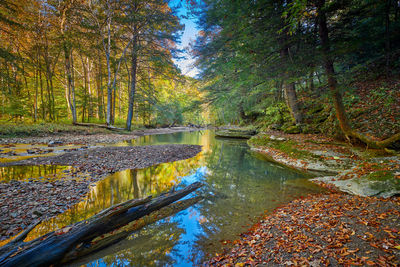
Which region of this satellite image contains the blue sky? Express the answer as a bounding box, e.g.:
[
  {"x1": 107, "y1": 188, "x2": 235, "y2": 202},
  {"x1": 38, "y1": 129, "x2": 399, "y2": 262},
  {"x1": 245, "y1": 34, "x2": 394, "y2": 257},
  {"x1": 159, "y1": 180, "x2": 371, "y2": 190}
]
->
[{"x1": 170, "y1": 0, "x2": 200, "y2": 77}]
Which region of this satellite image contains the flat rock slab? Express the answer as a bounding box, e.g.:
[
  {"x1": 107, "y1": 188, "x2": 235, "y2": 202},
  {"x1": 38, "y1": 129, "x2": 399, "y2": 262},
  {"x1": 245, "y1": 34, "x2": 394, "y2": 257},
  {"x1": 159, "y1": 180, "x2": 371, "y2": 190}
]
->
[
  {"x1": 215, "y1": 129, "x2": 257, "y2": 139},
  {"x1": 0, "y1": 144, "x2": 202, "y2": 241},
  {"x1": 313, "y1": 174, "x2": 400, "y2": 198}
]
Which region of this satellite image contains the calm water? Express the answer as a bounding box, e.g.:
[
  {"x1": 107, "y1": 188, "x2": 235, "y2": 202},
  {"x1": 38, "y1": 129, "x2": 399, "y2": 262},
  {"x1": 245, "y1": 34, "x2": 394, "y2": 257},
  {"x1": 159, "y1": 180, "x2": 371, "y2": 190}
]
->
[{"x1": 7, "y1": 130, "x2": 324, "y2": 266}]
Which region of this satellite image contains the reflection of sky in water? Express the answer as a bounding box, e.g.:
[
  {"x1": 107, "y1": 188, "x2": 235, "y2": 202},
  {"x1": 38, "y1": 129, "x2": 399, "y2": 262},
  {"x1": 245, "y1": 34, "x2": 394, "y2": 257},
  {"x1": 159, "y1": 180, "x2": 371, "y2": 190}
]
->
[
  {"x1": 74, "y1": 131, "x2": 324, "y2": 266},
  {"x1": 180, "y1": 166, "x2": 208, "y2": 185},
  {"x1": 15, "y1": 130, "x2": 324, "y2": 266},
  {"x1": 170, "y1": 167, "x2": 208, "y2": 266}
]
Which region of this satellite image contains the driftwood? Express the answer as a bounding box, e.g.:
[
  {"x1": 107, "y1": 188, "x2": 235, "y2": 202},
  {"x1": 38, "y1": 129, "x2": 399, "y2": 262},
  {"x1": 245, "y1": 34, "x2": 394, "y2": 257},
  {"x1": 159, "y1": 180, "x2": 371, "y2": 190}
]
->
[
  {"x1": 0, "y1": 182, "x2": 202, "y2": 267},
  {"x1": 73, "y1": 122, "x2": 125, "y2": 131}
]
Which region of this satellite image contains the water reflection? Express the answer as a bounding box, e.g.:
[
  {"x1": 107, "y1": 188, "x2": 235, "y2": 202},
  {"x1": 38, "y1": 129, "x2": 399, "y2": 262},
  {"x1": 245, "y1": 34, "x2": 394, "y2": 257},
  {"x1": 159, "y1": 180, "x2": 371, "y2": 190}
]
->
[
  {"x1": 0, "y1": 165, "x2": 72, "y2": 182},
  {"x1": 23, "y1": 130, "x2": 323, "y2": 266},
  {"x1": 26, "y1": 157, "x2": 201, "y2": 241}
]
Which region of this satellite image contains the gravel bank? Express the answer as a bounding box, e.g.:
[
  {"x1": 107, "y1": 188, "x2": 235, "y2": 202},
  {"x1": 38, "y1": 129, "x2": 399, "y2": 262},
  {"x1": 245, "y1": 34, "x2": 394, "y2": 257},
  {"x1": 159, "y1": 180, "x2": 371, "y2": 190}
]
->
[
  {"x1": 0, "y1": 144, "x2": 202, "y2": 241},
  {"x1": 0, "y1": 127, "x2": 204, "y2": 145}
]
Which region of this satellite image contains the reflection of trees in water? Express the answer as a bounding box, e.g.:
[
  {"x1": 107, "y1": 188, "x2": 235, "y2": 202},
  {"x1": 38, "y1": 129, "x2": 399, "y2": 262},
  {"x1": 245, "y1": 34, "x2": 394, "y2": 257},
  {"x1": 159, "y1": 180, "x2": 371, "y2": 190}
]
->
[
  {"x1": 74, "y1": 221, "x2": 185, "y2": 267},
  {"x1": 26, "y1": 152, "x2": 203, "y2": 242},
  {"x1": 0, "y1": 165, "x2": 69, "y2": 182},
  {"x1": 189, "y1": 139, "x2": 317, "y2": 263}
]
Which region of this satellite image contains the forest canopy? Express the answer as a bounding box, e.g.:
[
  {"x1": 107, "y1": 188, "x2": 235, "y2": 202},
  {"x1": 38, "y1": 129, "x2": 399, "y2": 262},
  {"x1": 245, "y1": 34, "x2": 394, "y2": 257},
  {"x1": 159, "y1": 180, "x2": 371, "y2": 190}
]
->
[
  {"x1": 193, "y1": 0, "x2": 400, "y2": 147},
  {"x1": 0, "y1": 0, "x2": 204, "y2": 129},
  {"x1": 0, "y1": 0, "x2": 399, "y2": 147}
]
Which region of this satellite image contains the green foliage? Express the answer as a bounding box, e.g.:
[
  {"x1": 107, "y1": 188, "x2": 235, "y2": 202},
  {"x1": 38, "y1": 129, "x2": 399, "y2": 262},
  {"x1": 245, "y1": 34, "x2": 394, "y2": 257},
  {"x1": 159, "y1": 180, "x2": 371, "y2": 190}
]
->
[
  {"x1": 195, "y1": 0, "x2": 400, "y2": 139},
  {"x1": 153, "y1": 101, "x2": 184, "y2": 126}
]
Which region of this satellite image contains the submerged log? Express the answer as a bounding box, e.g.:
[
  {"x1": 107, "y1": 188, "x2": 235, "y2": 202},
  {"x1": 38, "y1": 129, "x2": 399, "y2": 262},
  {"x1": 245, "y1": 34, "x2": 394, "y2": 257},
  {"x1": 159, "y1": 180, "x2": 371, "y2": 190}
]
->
[{"x1": 0, "y1": 182, "x2": 202, "y2": 267}]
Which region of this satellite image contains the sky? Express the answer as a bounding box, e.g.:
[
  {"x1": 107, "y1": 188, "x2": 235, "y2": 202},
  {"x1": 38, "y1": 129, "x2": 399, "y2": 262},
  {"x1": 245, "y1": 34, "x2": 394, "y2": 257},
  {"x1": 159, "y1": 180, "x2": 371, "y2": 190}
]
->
[{"x1": 169, "y1": 0, "x2": 200, "y2": 78}]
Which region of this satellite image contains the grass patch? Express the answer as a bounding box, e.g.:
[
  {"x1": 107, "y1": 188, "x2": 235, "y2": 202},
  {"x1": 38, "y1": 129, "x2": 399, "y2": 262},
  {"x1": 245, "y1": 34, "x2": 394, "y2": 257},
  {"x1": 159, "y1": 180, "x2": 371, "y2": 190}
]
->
[{"x1": 0, "y1": 122, "x2": 114, "y2": 138}]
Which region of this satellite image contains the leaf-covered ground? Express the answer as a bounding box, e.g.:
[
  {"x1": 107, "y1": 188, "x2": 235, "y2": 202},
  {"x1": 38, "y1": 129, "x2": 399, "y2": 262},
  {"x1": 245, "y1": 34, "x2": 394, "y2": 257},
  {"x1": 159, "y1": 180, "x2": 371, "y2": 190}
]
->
[
  {"x1": 206, "y1": 193, "x2": 400, "y2": 266},
  {"x1": 298, "y1": 77, "x2": 400, "y2": 140}
]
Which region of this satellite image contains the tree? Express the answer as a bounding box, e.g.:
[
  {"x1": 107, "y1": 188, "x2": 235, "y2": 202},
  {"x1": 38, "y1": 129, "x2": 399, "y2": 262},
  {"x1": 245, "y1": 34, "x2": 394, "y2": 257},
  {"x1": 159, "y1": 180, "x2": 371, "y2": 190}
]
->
[{"x1": 314, "y1": 0, "x2": 400, "y2": 148}]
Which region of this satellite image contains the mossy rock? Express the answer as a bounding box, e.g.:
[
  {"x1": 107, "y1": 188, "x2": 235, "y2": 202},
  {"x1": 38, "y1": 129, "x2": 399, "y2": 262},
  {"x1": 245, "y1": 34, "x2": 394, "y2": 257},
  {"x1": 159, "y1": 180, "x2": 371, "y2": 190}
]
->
[
  {"x1": 314, "y1": 171, "x2": 400, "y2": 198},
  {"x1": 215, "y1": 128, "x2": 257, "y2": 139},
  {"x1": 283, "y1": 125, "x2": 301, "y2": 134}
]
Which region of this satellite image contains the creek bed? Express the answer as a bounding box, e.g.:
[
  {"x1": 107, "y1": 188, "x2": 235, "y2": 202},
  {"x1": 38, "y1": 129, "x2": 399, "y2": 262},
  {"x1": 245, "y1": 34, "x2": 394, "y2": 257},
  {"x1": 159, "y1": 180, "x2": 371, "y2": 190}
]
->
[{"x1": 1, "y1": 130, "x2": 325, "y2": 266}]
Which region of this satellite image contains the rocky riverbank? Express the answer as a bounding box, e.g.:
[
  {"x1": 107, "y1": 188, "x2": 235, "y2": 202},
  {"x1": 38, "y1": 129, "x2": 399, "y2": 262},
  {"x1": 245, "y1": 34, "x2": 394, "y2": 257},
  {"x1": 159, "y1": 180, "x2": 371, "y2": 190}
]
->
[
  {"x1": 204, "y1": 130, "x2": 400, "y2": 266},
  {"x1": 248, "y1": 130, "x2": 400, "y2": 198},
  {"x1": 0, "y1": 144, "x2": 201, "y2": 241}
]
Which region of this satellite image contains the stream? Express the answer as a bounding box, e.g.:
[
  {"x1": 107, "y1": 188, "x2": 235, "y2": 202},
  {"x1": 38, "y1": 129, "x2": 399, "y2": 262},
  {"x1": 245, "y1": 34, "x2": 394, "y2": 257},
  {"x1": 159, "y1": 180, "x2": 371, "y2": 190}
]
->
[{"x1": 2, "y1": 130, "x2": 325, "y2": 266}]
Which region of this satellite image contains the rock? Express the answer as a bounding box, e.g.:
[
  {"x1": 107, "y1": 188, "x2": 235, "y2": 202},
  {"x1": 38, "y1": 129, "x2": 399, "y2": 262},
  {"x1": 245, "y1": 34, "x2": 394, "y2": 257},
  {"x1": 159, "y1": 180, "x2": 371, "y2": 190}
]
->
[
  {"x1": 48, "y1": 140, "x2": 63, "y2": 146},
  {"x1": 313, "y1": 171, "x2": 400, "y2": 198},
  {"x1": 215, "y1": 128, "x2": 257, "y2": 139},
  {"x1": 269, "y1": 135, "x2": 286, "y2": 141}
]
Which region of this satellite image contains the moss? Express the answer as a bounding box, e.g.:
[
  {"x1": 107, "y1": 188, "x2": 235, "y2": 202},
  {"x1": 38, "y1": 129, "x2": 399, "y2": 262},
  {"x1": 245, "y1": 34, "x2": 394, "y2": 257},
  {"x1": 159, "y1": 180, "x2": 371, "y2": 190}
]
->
[
  {"x1": 283, "y1": 125, "x2": 301, "y2": 134},
  {"x1": 364, "y1": 170, "x2": 395, "y2": 182},
  {"x1": 248, "y1": 134, "x2": 272, "y2": 147},
  {"x1": 359, "y1": 148, "x2": 396, "y2": 159},
  {"x1": 249, "y1": 135, "x2": 317, "y2": 160}
]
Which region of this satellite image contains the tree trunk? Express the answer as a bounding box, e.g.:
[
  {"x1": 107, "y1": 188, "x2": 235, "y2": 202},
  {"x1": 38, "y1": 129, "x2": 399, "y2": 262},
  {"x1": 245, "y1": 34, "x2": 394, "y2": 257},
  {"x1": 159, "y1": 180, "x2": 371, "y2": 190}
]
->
[
  {"x1": 126, "y1": 31, "x2": 138, "y2": 131},
  {"x1": 284, "y1": 82, "x2": 302, "y2": 124},
  {"x1": 105, "y1": 17, "x2": 113, "y2": 126},
  {"x1": 385, "y1": 0, "x2": 391, "y2": 76},
  {"x1": 316, "y1": 0, "x2": 400, "y2": 148},
  {"x1": 34, "y1": 54, "x2": 39, "y2": 122},
  {"x1": 280, "y1": 48, "x2": 302, "y2": 124},
  {"x1": 64, "y1": 47, "x2": 77, "y2": 123},
  {"x1": 96, "y1": 49, "x2": 104, "y2": 120},
  {"x1": 279, "y1": 29, "x2": 302, "y2": 125}
]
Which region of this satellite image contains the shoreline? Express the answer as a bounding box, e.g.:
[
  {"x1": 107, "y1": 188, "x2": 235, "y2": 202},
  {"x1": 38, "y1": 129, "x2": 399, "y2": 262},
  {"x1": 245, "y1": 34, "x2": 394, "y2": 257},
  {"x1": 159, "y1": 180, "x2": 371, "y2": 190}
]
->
[
  {"x1": 0, "y1": 126, "x2": 205, "y2": 145},
  {"x1": 206, "y1": 130, "x2": 400, "y2": 265},
  {"x1": 0, "y1": 140, "x2": 202, "y2": 241}
]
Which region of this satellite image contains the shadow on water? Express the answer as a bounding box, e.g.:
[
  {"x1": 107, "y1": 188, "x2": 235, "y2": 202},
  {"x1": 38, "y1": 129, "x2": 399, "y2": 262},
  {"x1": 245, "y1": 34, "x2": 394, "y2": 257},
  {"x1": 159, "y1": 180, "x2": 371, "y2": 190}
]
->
[{"x1": 21, "y1": 130, "x2": 324, "y2": 266}]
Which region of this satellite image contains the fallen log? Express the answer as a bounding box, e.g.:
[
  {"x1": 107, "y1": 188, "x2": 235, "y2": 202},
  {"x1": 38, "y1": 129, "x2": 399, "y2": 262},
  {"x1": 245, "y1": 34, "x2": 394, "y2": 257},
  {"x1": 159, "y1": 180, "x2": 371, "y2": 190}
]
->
[
  {"x1": 0, "y1": 182, "x2": 202, "y2": 267},
  {"x1": 73, "y1": 122, "x2": 125, "y2": 131},
  {"x1": 64, "y1": 195, "x2": 203, "y2": 266}
]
